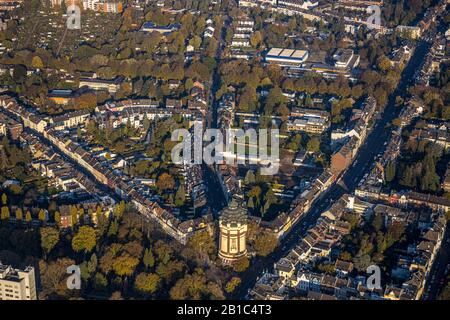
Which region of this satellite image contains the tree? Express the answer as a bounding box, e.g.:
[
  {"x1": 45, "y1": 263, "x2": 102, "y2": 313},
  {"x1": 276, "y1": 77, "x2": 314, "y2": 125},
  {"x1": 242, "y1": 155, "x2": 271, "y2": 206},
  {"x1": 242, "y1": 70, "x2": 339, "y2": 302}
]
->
[
  {"x1": 189, "y1": 35, "x2": 202, "y2": 50},
  {"x1": 87, "y1": 253, "x2": 98, "y2": 274},
  {"x1": 38, "y1": 209, "x2": 46, "y2": 222},
  {"x1": 156, "y1": 260, "x2": 185, "y2": 282},
  {"x1": 93, "y1": 272, "x2": 107, "y2": 292},
  {"x1": 39, "y1": 258, "x2": 75, "y2": 298},
  {"x1": 31, "y1": 56, "x2": 44, "y2": 69},
  {"x1": 317, "y1": 262, "x2": 336, "y2": 274},
  {"x1": 238, "y1": 85, "x2": 258, "y2": 112},
  {"x1": 253, "y1": 232, "x2": 278, "y2": 257},
  {"x1": 156, "y1": 173, "x2": 175, "y2": 192},
  {"x1": 15, "y1": 208, "x2": 23, "y2": 221},
  {"x1": 371, "y1": 213, "x2": 384, "y2": 231},
  {"x1": 169, "y1": 271, "x2": 208, "y2": 300},
  {"x1": 113, "y1": 201, "x2": 126, "y2": 219},
  {"x1": 134, "y1": 272, "x2": 160, "y2": 295},
  {"x1": 54, "y1": 211, "x2": 61, "y2": 226},
  {"x1": 40, "y1": 227, "x2": 59, "y2": 257},
  {"x1": 265, "y1": 86, "x2": 286, "y2": 113},
  {"x1": 339, "y1": 251, "x2": 352, "y2": 261},
  {"x1": 174, "y1": 186, "x2": 186, "y2": 207},
  {"x1": 70, "y1": 205, "x2": 78, "y2": 225},
  {"x1": 187, "y1": 230, "x2": 216, "y2": 260},
  {"x1": 110, "y1": 291, "x2": 123, "y2": 300},
  {"x1": 12, "y1": 64, "x2": 27, "y2": 83},
  {"x1": 143, "y1": 247, "x2": 155, "y2": 269},
  {"x1": 233, "y1": 257, "x2": 250, "y2": 272},
  {"x1": 108, "y1": 219, "x2": 119, "y2": 237},
  {"x1": 250, "y1": 31, "x2": 262, "y2": 48},
  {"x1": 1, "y1": 206, "x2": 10, "y2": 220},
  {"x1": 225, "y1": 277, "x2": 241, "y2": 293},
  {"x1": 112, "y1": 254, "x2": 139, "y2": 276},
  {"x1": 385, "y1": 161, "x2": 396, "y2": 183},
  {"x1": 72, "y1": 226, "x2": 97, "y2": 253},
  {"x1": 307, "y1": 136, "x2": 321, "y2": 153},
  {"x1": 154, "y1": 240, "x2": 173, "y2": 264},
  {"x1": 377, "y1": 55, "x2": 392, "y2": 72}
]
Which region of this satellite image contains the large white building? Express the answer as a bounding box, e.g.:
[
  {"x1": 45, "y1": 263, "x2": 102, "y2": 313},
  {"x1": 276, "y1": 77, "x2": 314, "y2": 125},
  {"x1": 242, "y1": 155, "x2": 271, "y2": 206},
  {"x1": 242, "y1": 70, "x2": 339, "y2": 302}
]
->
[
  {"x1": 277, "y1": 0, "x2": 318, "y2": 10},
  {"x1": 239, "y1": 0, "x2": 318, "y2": 10},
  {"x1": 332, "y1": 49, "x2": 360, "y2": 69},
  {"x1": 0, "y1": 263, "x2": 37, "y2": 300},
  {"x1": 82, "y1": 0, "x2": 122, "y2": 13},
  {"x1": 265, "y1": 48, "x2": 309, "y2": 67}
]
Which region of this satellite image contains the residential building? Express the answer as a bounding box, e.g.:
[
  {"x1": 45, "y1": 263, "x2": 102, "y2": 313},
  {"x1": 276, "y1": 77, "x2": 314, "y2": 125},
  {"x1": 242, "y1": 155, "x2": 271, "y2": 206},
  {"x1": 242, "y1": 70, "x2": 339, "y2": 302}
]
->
[
  {"x1": 82, "y1": 0, "x2": 123, "y2": 13},
  {"x1": 396, "y1": 26, "x2": 422, "y2": 39},
  {"x1": 49, "y1": 110, "x2": 91, "y2": 129},
  {"x1": 331, "y1": 136, "x2": 360, "y2": 175},
  {"x1": 141, "y1": 21, "x2": 181, "y2": 34},
  {"x1": 79, "y1": 77, "x2": 123, "y2": 93},
  {"x1": 287, "y1": 108, "x2": 330, "y2": 134},
  {"x1": 277, "y1": 0, "x2": 318, "y2": 10},
  {"x1": 0, "y1": 263, "x2": 37, "y2": 300}
]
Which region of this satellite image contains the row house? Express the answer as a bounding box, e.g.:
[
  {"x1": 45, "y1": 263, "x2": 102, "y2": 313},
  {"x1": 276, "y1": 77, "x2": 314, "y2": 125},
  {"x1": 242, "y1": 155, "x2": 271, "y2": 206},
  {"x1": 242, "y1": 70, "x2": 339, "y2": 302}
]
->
[{"x1": 49, "y1": 110, "x2": 91, "y2": 129}]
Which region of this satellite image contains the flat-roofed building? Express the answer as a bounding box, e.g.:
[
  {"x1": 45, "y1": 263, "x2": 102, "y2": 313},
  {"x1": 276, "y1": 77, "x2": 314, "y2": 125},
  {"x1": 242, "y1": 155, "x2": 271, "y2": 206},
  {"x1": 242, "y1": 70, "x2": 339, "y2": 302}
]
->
[
  {"x1": 82, "y1": 0, "x2": 123, "y2": 13},
  {"x1": 287, "y1": 108, "x2": 330, "y2": 134},
  {"x1": 239, "y1": 0, "x2": 276, "y2": 7},
  {"x1": 265, "y1": 48, "x2": 309, "y2": 67},
  {"x1": 278, "y1": 0, "x2": 319, "y2": 10},
  {"x1": 141, "y1": 22, "x2": 181, "y2": 34},
  {"x1": 0, "y1": 0, "x2": 23, "y2": 10},
  {"x1": 79, "y1": 77, "x2": 123, "y2": 93},
  {"x1": 333, "y1": 49, "x2": 360, "y2": 69},
  {"x1": 287, "y1": 117, "x2": 328, "y2": 134},
  {"x1": 396, "y1": 25, "x2": 422, "y2": 39},
  {"x1": 0, "y1": 263, "x2": 37, "y2": 300},
  {"x1": 231, "y1": 37, "x2": 250, "y2": 47}
]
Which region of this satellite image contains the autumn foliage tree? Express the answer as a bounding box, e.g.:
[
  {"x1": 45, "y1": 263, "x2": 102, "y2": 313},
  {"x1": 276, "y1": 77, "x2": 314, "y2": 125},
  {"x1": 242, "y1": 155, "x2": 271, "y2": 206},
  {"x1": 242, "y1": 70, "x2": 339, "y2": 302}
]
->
[
  {"x1": 156, "y1": 172, "x2": 175, "y2": 193},
  {"x1": 40, "y1": 227, "x2": 60, "y2": 258},
  {"x1": 72, "y1": 226, "x2": 97, "y2": 253}
]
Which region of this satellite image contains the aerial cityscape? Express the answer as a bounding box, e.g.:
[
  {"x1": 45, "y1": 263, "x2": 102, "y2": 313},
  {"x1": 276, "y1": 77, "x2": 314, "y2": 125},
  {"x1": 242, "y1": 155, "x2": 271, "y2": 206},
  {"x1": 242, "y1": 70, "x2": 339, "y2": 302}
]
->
[{"x1": 0, "y1": 0, "x2": 449, "y2": 304}]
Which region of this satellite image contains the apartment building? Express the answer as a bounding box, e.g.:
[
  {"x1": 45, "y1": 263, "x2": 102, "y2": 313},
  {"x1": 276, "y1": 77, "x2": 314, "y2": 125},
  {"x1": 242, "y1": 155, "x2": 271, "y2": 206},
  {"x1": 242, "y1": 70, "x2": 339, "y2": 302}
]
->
[
  {"x1": 277, "y1": 0, "x2": 318, "y2": 10},
  {"x1": 0, "y1": 263, "x2": 37, "y2": 300},
  {"x1": 287, "y1": 108, "x2": 330, "y2": 134},
  {"x1": 231, "y1": 18, "x2": 254, "y2": 48},
  {"x1": 396, "y1": 26, "x2": 422, "y2": 39},
  {"x1": 0, "y1": 0, "x2": 23, "y2": 11},
  {"x1": 79, "y1": 77, "x2": 123, "y2": 93},
  {"x1": 82, "y1": 0, "x2": 123, "y2": 13},
  {"x1": 50, "y1": 110, "x2": 91, "y2": 129}
]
